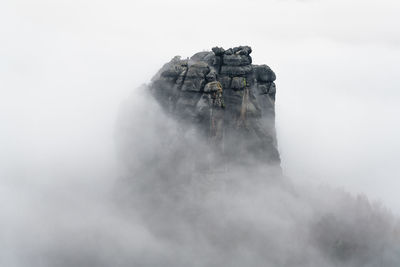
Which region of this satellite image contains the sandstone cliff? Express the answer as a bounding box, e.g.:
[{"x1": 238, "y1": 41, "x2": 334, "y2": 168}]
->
[{"x1": 150, "y1": 46, "x2": 280, "y2": 167}]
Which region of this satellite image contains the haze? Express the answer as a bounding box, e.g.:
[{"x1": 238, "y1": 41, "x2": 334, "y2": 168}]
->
[{"x1": 1, "y1": 0, "x2": 400, "y2": 265}]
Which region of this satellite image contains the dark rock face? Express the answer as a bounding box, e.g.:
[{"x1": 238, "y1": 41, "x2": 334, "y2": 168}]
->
[{"x1": 150, "y1": 46, "x2": 280, "y2": 167}]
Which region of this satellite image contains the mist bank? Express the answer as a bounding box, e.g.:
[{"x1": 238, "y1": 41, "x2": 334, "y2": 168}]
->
[
  {"x1": 114, "y1": 87, "x2": 400, "y2": 267},
  {"x1": 0, "y1": 85, "x2": 399, "y2": 266}
]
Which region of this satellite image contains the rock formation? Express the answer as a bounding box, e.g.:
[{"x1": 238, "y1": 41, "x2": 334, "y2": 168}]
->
[
  {"x1": 150, "y1": 46, "x2": 280, "y2": 167},
  {"x1": 114, "y1": 46, "x2": 400, "y2": 267}
]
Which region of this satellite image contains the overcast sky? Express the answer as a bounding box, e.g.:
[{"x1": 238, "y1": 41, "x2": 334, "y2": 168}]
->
[{"x1": 1, "y1": 0, "x2": 400, "y2": 214}]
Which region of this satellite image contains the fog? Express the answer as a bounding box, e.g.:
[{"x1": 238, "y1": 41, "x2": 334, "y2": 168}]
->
[{"x1": 1, "y1": 0, "x2": 400, "y2": 266}]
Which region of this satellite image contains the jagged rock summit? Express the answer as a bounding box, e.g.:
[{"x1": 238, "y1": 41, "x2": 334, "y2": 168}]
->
[{"x1": 150, "y1": 46, "x2": 280, "y2": 167}]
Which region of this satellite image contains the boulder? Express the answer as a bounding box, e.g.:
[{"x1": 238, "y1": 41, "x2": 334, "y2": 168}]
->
[
  {"x1": 254, "y1": 64, "x2": 276, "y2": 82},
  {"x1": 212, "y1": 46, "x2": 225, "y2": 56},
  {"x1": 161, "y1": 64, "x2": 186, "y2": 78},
  {"x1": 233, "y1": 46, "x2": 252, "y2": 55},
  {"x1": 220, "y1": 65, "x2": 252, "y2": 76},
  {"x1": 186, "y1": 62, "x2": 209, "y2": 77},
  {"x1": 224, "y1": 48, "x2": 234, "y2": 55},
  {"x1": 223, "y1": 54, "x2": 252, "y2": 66},
  {"x1": 190, "y1": 51, "x2": 217, "y2": 66}
]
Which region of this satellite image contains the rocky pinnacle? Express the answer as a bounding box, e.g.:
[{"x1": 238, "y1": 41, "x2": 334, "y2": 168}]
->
[{"x1": 150, "y1": 46, "x2": 280, "y2": 167}]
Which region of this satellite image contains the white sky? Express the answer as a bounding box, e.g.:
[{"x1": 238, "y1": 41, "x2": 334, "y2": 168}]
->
[{"x1": 1, "y1": 0, "x2": 400, "y2": 213}]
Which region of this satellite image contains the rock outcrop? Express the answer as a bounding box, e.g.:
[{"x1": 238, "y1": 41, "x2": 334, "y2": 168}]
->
[
  {"x1": 150, "y1": 46, "x2": 280, "y2": 167},
  {"x1": 114, "y1": 47, "x2": 400, "y2": 267}
]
